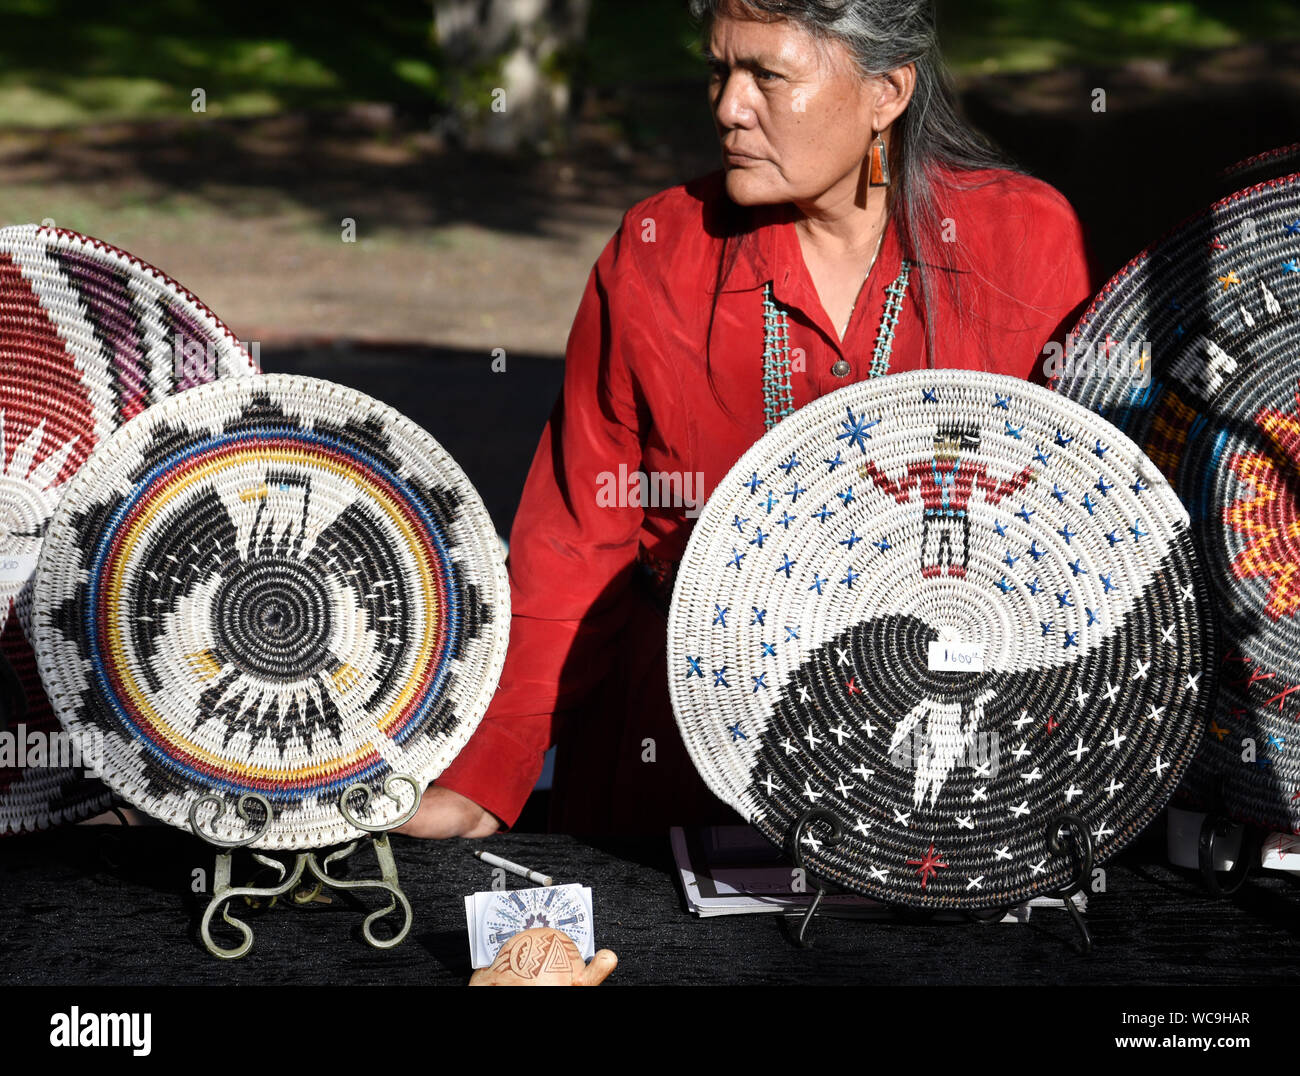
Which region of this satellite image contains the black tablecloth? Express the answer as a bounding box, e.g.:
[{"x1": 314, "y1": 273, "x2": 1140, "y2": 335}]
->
[{"x1": 1, "y1": 826, "x2": 1297, "y2": 985}]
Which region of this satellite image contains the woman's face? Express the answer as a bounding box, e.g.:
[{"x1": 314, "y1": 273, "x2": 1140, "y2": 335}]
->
[{"x1": 705, "y1": 12, "x2": 882, "y2": 211}]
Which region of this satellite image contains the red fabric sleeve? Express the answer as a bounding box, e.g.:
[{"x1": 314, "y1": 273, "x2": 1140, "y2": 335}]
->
[
  {"x1": 1011, "y1": 182, "x2": 1097, "y2": 385},
  {"x1": 435, "y1": 217, "x2": 652, "y2": 828}
]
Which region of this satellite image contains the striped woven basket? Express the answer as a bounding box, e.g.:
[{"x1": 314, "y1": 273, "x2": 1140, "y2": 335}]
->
[
  {"x1": 0, "y1": 224, "x2": 258, "y2": 835},
  {"x1": 1060, "y1": 174, "x2": 1300, "y2": 835},
  {"x1": 669, "y1": 370, "x2": 1213, "y2": 909},
  {"x1": 30, "y1": 374, "x2": 509, "y2": 850}
]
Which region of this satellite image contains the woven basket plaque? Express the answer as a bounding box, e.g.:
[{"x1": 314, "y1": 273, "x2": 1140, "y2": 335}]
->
[
  {"x1": 31, "y1": 374, "x2": 509, "y2": 849},
  {"x1": 1061, "y1": 174, "x2": 1300, "y2": 834},
  {"x1": 0, "y1": 224, "x2": 257, "y2": 834},
  {"x1": 669, "y1": 370, "x2": 1213, "y2": 908}
]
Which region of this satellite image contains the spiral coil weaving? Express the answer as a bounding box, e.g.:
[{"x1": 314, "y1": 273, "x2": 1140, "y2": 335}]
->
[
  {"x1": 1062, "y1": 173, "x2": 1300, "y2": 835},
  {"x1": 0, "y1": 224, "x2": 258, "y2": 834},
  {"x1": 31, "y1": 374, "x2": 509, "y2": 849},
  {"x1": 669, "y1": 371, "x2": 1212, "y2": 908}
]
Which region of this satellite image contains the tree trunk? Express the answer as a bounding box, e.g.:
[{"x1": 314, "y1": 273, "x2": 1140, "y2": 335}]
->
[{"x1": 433, "y1": 0, "x2": 592, "y2": 152}]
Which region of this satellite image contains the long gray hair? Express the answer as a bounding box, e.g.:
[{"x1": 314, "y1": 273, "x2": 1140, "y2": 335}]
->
[{"x1": 688, "y1": 0, "x2": 1018, "y2": 368}]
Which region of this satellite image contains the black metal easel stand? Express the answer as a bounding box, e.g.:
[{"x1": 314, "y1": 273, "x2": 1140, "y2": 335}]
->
[{"x1": 783, "y1": 808, "x2": 1094, "y2": 953}]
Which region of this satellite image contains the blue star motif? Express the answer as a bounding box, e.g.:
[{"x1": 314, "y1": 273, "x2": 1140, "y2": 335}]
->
[
  {"x1": 1096, "y1": 475, "x2": 1114, "y2": 497},
  {"x1": 1268, "y1": 733, "x2": 1286, "y2": 750},
  {"x1": 1100, "y1": 574, "x2": 1116, "y2": 593},
  {"x1": 1105, "y1": 530, "x2": 1123, "y2": 546},
  {"x1": 713, "y1": 605, "x2": 728, "y2": 627},
  {"x1": 1034, "y1": 445, "x2": 1052, "y2": 467},
  {"x1": 1287, "y1": 221, "x2": 1300, "y2": 237},
  {"x1": 1130, "y1": 478, "x2": 1147, "y2": 496},
  {"x1": 733, "y1": 515, "x2": 749, "y2": 533},
  {"x1": 760, "y1": 641, "x2": 776, "y2": 658},
  {"x1": 994, "y1": 519, "x2": 1008, "y2": 537},
  {"x1": 728, "y1": 721, "x2": 748, "y2": 740},
  {"x1": 1004, "y1": 550, "x2": 1019, "y2": 568},
  {"x1": 996, "y1": 576, "x2": 1015, "y2": 594},
  {"x1": 1063, "y1": 632, "x2": 1078, "y2": 649},
  {"x1": 750, "y1": 526, "x2": 770, "y2": 549},
  {"x1": 808, "y1": 574, "x2": 827, "y2": 595},
  {"x1": 922, "y1": 387, "x2": 938, "y2": 403},
  {"x1": 727, "y1": 548, "x2": 746, "y2": 570},
  {"x1": 1055, "y1": 430, "x2": 1074, "y2": 448},
  {"x1": 1005, "y1": 420, "x2": 1024, "y2": 440},
  {"x1": 776, "y1": 554, "x2": 796, "y2": 578},
  {"x1": 1058, "y1": 524, "x2": 1076, "y2": 544},
  {"x1": 1168, "y1": 298, "x2": 1183, "y2": 312},
  {"x1": 751, "y1": 674, "x2": 767, "y2": 694},
  {"x1": 841, "y1": 531, "x2": 862, "y2": 551},
  {"x1": 764, "y1": 490, "x2": 779, "y2": 513},
  {"x1": 1016, "y1": 504, "x2": 1035, "y2": 523},
  {"x1": 837, "y1": 406, "x2": 880, "y2": 454},
  {"x1": 713, "y1": 667, "x2": 729, "y2": 687},
  {"x1": 1041, "y1": 621, "x2": 1054, "y2": 636},
  {"x1": 1081, "y1": 493, "x2": 1097, "y2": 515},
  {"x1": 1070, "y1": 558, "x2": 1088, "y2": 576},
  {"x1": 1285, "y1": 260, "x2": 1300, "y2": 274},
  {"x1": 779, "y1": 453, "x2": 801, "y2": 475},
  {"x1": 1028, "y1": 541, "x2": 1045, "y2": 561},
  {"x1": 785, "y1": 626, "x2": 800, "y2": 641},
  {"x1": 1093, "y1": 440, "x2": 1109, "y2": 459},
  {"x1": 1086, "y1": 608, "x2": 1099, "y2": 626},
  {"x1": 786, "y1": 482, "x2": 807, "y2": 503},
  {"x1": 1027, "y1": 577, "x2": 1042, "y2": 596},
  {"x1": 1173, "y1": 323, "x2": 1186, "y2": 339},
  {"x1": 1253, "y1": 757, "x2": 1273, "y2": 771},
  {"x1": 874, "y1": 537, "x2": 892, "y2": 554},
  {"x1": 1052, "y1": 484, "x2": 1068, "y2": 504},
  {"x1": 840, "y1": 568, "x2": 860, "y2": 588},
  {"x1": 1056, "y1": 590, "x2": 1074, "y2": 608},
  {"x1": 824, "y1": 452, "x2": 844, "y2": 473},
  {"x1": 751, "y1": 607, "x2": 766, "y2": 626},
  {"x1": 812, "y1": 504, "x2": 835, "y2": 524},
  {"x1": 776, "y1": 512, "x2": 796, "y2": 529},
  {"x1": 838, "y1": 486, "x2": 856, "y2": 506},
  {"x1": 1130, "y1": 519, "x2": 1147, "y2": 541},
  {"x1": 994, "y1": 394, "x2": 1011, "y2": 410},
  {"x1": 686, "y1": 656, "x2": 703, "y2": 678},
  {"x1": 746, "y1": 473, "x2": 763, "y2": 494}
]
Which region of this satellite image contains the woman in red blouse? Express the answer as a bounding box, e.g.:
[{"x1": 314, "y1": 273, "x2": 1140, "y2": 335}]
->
[{"x1": 401, "y1": 0, "x2": 1095, "y2": 837}]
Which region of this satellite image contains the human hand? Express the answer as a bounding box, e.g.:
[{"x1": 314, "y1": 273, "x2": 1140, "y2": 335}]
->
[{"x1": 394, "y1": 784, "x2": 501, "y2": 839}]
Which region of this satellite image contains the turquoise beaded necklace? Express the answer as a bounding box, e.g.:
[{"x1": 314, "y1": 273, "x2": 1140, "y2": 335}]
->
[{"x1": 762, "y1": 258, "x2": 914, "y2": 431}]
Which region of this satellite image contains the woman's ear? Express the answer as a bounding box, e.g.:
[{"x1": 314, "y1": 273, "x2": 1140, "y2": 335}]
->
[{"x1": 874, "y1": 63, "x2": 917, "y2": 134}]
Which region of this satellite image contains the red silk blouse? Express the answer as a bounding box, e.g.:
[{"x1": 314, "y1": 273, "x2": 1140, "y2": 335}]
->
[{"x1": 438, "y1": 167, "x2": 1095, "y2": 833}]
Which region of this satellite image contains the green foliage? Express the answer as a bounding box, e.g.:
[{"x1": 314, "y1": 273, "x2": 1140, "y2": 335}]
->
[{"x1": 0, "y1": 0, "x2": 442, "y2": 126}]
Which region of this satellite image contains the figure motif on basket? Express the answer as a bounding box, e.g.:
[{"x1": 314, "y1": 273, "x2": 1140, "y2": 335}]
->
[
  {"x1": 888, "y1": 687, "x2": 996, "y2": 807},
  {"x1": 861, "y1": 426, "x2": 1035, "y2": 578}
]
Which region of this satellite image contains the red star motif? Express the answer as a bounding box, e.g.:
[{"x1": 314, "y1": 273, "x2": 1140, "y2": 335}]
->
[
  {"x1": 1045, "y1": 714, "x2": 1060, "y2": 735},
  {"x1": 1291, "y1": 788, "x2": 1300, "y2": 802},
  {"x1": 906, "y1": 843, "x2": 949, "y2": 889},
  {"x1": 1265, "y1": 682, "x2": 1300, "y2": 713},
  {"x1": 1210, "y1": 236, "x2": 1228, "y2": 252},
  {"x1": 1222, "y1": 648, "x2": 1253, "y2": 667},
  {"x1": 845, "y1": 677, "x2": 861, "y2": 695}
]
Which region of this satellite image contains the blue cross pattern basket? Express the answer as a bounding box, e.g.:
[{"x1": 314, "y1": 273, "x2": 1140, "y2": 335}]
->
[{"x1": 668, "y1": 370, "x2": 1214, "y2": 908}]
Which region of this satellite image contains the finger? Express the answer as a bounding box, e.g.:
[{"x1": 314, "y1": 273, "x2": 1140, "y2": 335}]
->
[{"x1": 580, "y1": 949, "x2": 618, "y2": 985}]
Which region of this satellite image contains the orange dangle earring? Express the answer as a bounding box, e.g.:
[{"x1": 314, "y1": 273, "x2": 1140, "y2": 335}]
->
[{"x1": 869, "y1": 129, "x2": 890, "y2": 187}]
